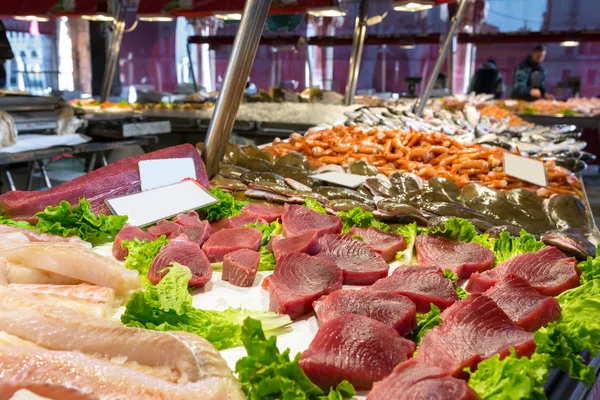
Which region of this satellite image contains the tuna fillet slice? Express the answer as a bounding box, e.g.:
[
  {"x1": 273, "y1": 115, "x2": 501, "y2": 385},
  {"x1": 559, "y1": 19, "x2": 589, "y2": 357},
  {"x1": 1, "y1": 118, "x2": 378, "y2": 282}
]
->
[
  {"x1": 112, "y1": 225, "x2": 157, "y2": 261},
  {"x1": 226, "y1": 214, "x2": 268, "y2": 229},
  {"x1": 202, "y1": 227, "x2": 262, "y2": 262},
  {"x1": 281, "y1": 204, "x2": 342, "y2": 237},
  {"x1": 222, "y1": 248, "x2": 259, "y2": 287},
  {"x1": 348, "y1": 227, "x2": 407, "y2": 262},
  {"x1": 148, "y1": 211, "x2": 211, "y2": 246},
  {"x1": 367, "y1": 359, "x2": 481, "y2": 400},
  {"x1": 315, "y1": 234, "x2": 389, "y2": 285},
  {"x1": 313, "y1": 289, "x2": 416, "y2": 336},
  {"x1": 416, "y1": 234, "x2": 494, "y2": 279},
  {"x1": 299, "y1": 314, "x2": 415, "y2": 390},
  {"x1": 369, "y1": 266, "x2": 458, "y2": 312},
  {"x1": 466, "y1": 246, "x2": 580, "y2": 296},
  {"x1": 271, "y1": 229, "x2": 320, "y2": 262},
  {"x1": 241, "y1": 203, "x2": 284, "y2": 223},
  {"x1": 268, "y1": 253, "x2": 343, "y2": 319},
  {"x1": 149, "y1": 234, "x2": 212, "y2": 287},
  {"x1": 484, "y1": 274, "x2": 561, "y2": 331},
  {"x1": 147, "y1": 220, "x2": 181, "y2": 238},
  {"x1": 416, "y1": 294, "x2": 535, "y2": 378}
]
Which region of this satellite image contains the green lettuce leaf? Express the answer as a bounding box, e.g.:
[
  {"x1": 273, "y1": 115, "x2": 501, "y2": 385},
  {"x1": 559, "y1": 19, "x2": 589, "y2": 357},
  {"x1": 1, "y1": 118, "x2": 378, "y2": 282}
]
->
[
  {"x1": 244, "y1": 220, "x2": 280, "y2": 271},
  {"x1": 443, "y1": 269, "x2": 469, "y2": 299},
  {"x1": 122, "y1": 236, "x2": 169, "y2": 282},
  {"x1": 351, "y1": 234, "x2": 364, "y2": 241},
  {"x1": 491, "y1": 231, "x2": 545, "y2": 265},
  {"x1": 0, "y1": 216, "x2": 34, "y2": 229},
  {"x1": 395, "y1": 222, "x2": 418, "y2": 263},
  {"x1": 257, "y1": 246, "x2": 276, "y2": 271},
  {"x1": 408, "y1": 304, "x2": 441, "y2": 346},
  {"x1": 203, "y1": 188, "x2": 249, "y2": 222},
  {"x1": 337, "y1": 207, "x2": 390, "y2": 234},
  {"x1": 424, "y1": 217, "x2": 480, "y2": 242},
  {"x1": 304, "y1": 198, "x2": 327, "y2": 214},
  {"x1": 578, "y1": 246, "x2": 600, "y2": 284}
]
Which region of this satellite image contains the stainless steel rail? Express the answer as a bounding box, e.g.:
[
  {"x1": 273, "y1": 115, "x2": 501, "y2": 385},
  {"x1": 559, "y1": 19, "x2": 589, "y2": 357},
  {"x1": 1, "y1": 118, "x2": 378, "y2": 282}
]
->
[
  {"x1": 343, "y1": 0, "x2": 369, "y2": 106},
  {"x1": 101, "y1": 1, "x2": 127, "y2": 102}
]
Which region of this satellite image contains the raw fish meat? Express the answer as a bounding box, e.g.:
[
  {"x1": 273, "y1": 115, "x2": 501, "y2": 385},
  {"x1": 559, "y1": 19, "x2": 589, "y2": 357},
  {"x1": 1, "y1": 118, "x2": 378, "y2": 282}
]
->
[
  {"x1": 208, "y1": 217, "x2": 231, "y2": 235},
  {"x1": 226, "y1": 214, "x2": 268, "y2": 229},
  {"x1": 0, "y1": 258, "x2": 82, "y2": 286},
  {"x1": 417, "y1": 294, "x2": 535, "y2": 377},
  {"x1": 0, "y1": 225, "x2": 91, "y2": 248},
  {"x1": 202, "y1": 227, "x2": 262, "y2": 262},
  {"x1": 315, "y1": 234, "x2": 389, "y2": 285},
  {"x1": 313, "y1": 289, "x2": 416, "y2": 335},
  {"x1": 281, "y1": 204, "x2": 342, "y2": 237},
  {"x1": 148, "y1": 211, "x2": 211, "y2": 246},
  {"x1": 149, "y1": 234, "x2": 212, "y2": 287},
  {"x1": 222, "y1": 248, "x2": 259, "y2": 287},
  {"x1": 483, "y1": 275, "x2": 561, "y2": 331},
  {"x1": 271, "y1": 229, "x2": 320, "y2": 261},
  {"x1": 0, "y1": 144, "x2": 210, "y2": 222},
  {"x1": 8, "y1": 389, "x2": 52, "y2": 400},
  {"x1": 268, "y1": 253, "x2": 343, "y2": 319},
  {"x1": 7, "y1": 283, "x2": 115, "y2": 306},
  {"x1": 241, "y1": 203, "x2": 284, "y2": 223},
  {"x1": 466, "y1": 246, "x2": 580, "y2": 296},
  {"x1": 299, "y1": 314, "x2": 415, "y2": 390},
  {"x1": 348, "y1": 226, "x2": 406, "y2": 262},
  {"x1": 416, "y1": 235, "x2": 494, "y2": 279},
  {"x1": 369, "y1": 266, "x2": 458, "y2": 312},
  {"x1": 112, "y1": 225, "x2": 157, "y2": 261},
  {"x1": 367, "y1": 359, "x2": 481, "y2": 400},
  {"x1": 148, "y1": 220, "x2": 181, "y2": 237}
]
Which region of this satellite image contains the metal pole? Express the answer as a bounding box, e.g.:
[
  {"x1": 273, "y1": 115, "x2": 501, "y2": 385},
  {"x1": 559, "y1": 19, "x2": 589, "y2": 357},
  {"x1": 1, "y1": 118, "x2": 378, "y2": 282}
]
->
[
  {"x1": 447, "y1": 36, "x2": 455, "y2": 93},
  {"x1": 415, "y1": 0, "x2": 471, "y2": 116},
  {"x1": 381, "y1": 44, "x2": 387, "y2": 93},
  {"x1": 201, "y1": 0, "x2": 272, "y2": 178},
  {"x1": 305, "y1": 43, "x2": 313, "y2": 89},
  {"x1": 344, "y1": 0, "x2": 369, "y2": 105},
  {"x1": 101, "y1": 1, "x2": 126, "y2": 102},
  {"x1": 187, "y1": 43, "x2": 198, "y2": 92}
]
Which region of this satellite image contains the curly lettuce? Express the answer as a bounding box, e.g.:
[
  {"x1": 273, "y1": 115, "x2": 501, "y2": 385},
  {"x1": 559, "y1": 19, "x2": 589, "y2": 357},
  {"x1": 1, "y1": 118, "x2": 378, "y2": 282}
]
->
[
  {"x1": 203, "y1": 188, "x2": 249, "y2": 221},
  {"x1": 395, "y1": 222, "x2": 418, "y2": 263},
  {"x1": 408, "y1": 304, "x2": 441, "y2": 346},
  {"x1": 304, "y1": 198, "x2": 327, "y2": 214},
  {"x1": 578, "y1": 246, "x2": 600, "y2": 284},
  {"x1": 337, "y1": 207, "x2": 390, "y2": 234}
]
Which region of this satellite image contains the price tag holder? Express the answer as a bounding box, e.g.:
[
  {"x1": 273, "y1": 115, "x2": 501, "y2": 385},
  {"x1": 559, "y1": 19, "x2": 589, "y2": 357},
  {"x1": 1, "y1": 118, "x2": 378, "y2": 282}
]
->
[
  {"x1": 503, "y1": 153, "x2": 548, "y2": 187},
  {"x1": 138, "y1": 158, "x2": 196, "y2": 191},
  {"x1": 105, "y1": 180, "x2": 217, "y2": 227},
  {"x1": 311, "y1": 172, "x2": 368, "y2": 188}
]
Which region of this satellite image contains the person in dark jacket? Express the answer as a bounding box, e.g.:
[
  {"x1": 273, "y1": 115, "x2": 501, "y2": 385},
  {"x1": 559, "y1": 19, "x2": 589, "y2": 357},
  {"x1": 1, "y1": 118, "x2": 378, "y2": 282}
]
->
[
  {"x1": 511, "y1": 45, "x2": 554, "y2": 101},
  {"x1": 0, "y1": 21, "x2": 14, "y2": 88},
  {"x1": 467, "y1": 59, "x2": 505, "y2": 98}
]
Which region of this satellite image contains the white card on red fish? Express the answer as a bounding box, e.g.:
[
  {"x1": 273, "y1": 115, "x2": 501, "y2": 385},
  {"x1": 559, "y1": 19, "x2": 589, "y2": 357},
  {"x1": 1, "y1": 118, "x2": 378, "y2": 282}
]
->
[
  {"x1": 138, "y1": 158, "x2": 196, "y2": 191},
  {"x1": 311, "y1": 172, "x2": 367, "y2": 188},
  {"x1": 105, "y1": 180, "x2": 218, "y2": 226},
  {"x1": 503, "y1": 153, "x2": 548, "y2": 187}
]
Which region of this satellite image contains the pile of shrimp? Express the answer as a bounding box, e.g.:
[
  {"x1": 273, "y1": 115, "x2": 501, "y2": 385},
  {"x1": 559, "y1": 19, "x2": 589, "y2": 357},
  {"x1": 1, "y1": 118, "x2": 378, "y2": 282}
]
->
[
  {"x1": 263, "y1": 125, "x2": 581, "y2": 197},
  {"x1": 478, "y1": 105, "x2": 532, "y2": 126}
]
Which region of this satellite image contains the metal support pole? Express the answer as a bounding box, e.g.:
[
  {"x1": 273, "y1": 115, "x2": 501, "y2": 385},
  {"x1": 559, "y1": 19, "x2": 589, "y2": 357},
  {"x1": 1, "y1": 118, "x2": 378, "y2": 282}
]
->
[
  {"x1": 101, "y1": 2, "x2": 126, "y2": 102},
  {"x1": 381, "y1": 44, "x2": 387, "y2": 93},
  {"x1": 305, "y1": 43, "x2": 313, "y2": 89},
  {"x1": 415, "y1": 0, "x2": 471, "y2": 116},
  {"x1": 5, "y1": 171, "x2": 16, "y2": 191},
  {"x1": 344, "y1": 0, "x2": 369, "y2": 105},
  {"x1": 187, "y1": 43, "x2": 198, "y2": 92},
  {"x1": 201, "y1": 0, "x2": 272, "y2": 178},
  {"x1": 447, "y1": 36, "x2": 455, "y2": 94}
]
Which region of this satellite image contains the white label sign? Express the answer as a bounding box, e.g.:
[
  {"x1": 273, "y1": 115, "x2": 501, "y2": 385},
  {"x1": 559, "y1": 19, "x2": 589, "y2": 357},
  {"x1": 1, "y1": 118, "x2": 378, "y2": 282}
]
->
[
  {"x1": 105, "y1": 180, "x2": 217, "y2": 227},
  {"x1": 503, "y1": 153, "x2": 548, "y2": 187},
  {"x1": 311, "y1": 172, "x2": 368, "y2": 188},
  {"x1": 138, "y1": 158, "x2": 196, "y2": 191}
]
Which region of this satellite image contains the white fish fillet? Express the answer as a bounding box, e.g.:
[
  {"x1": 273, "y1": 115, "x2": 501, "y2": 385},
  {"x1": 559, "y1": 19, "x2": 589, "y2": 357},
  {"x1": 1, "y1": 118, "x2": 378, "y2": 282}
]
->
[
  {"x1": 0, "y1": 332, "x2": 40, "y2": 349},
  {"x1": 9, "y1": 390, "x2": 53, "y2": 400},
  {"x1": 0, "y1": 346, "x2": 243, "y2": 400},
  {"x1": 0, "y1": 258, "x2": 82, "y2": 286},
  {"x1": 7, "y1": 284, "x2": 115, "y2": 306},
  {"x1": 0, "y1": 225, "x2": 92, "y2": 248}
]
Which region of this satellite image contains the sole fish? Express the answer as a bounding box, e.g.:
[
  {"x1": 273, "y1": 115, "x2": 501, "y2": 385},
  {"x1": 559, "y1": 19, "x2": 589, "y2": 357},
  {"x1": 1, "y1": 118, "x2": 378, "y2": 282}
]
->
[{"x1": 7, "y1": 284, "x2": 115, "y2": 306}]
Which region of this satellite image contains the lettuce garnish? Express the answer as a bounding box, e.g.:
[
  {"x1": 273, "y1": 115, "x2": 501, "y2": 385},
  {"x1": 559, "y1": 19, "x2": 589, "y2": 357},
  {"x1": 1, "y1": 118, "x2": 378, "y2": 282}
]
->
[
  {"x1": 395, "y1": 222, "x2": 419, "y2": 263},
  {"x1": 203, "y1": 188, "x2": 249, "y2": 222},
  {"x1": 244, "y1": 220, "x2": 281, "y2": 271},
  {"x1": 304, "y1": 198, "x2": 327, "y2": 214},
  {"x1": 442, "y1": 269, "x2": 469, "y2": 299},
  {"x1": 121, "y1": 235, "x2": 168, "y2": 283},
  {"x1": 408, "y1": 304, "x2": 441, "y2": 346},
  {"x1": 578, "y1": 245, "x2": 600, "y2": 284},
  {"x1": 337, "y1": 207, "x2": 390, "y2": 234}
]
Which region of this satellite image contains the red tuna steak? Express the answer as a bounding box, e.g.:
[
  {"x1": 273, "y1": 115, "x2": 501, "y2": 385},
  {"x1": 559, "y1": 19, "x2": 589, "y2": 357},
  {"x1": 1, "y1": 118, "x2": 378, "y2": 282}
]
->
[
  {"x1": 299, "y1": 314, "x2": 415, "y2": 390},
  {"x1": 241, "y1": 203, "x2": 284, "y2": 223},
  {"x1": 271, "y1": 229, "x2": 320, "y2": 262},
  {"x1": 268, "y1": 253, "x2": 342, "y2": 319},
  {"x1": 416, "y1": 294, "x2": 535, "y2": 378},
  {"x1": 112, "y1": 225, "x2": 156, "y2": 261},
  {"x1": 367, "y1": 359, "x2": 481, "y2": 400},
  {"x1": 415, "y1": 235, "x2": 494, "y2": 279},
  {"x1": 281, "y1": 204, "x2": 341, "y2": 237},
  {"x1": 148, "y1": 212, "x2": 210, "y2": 246},
  {"x1": 226, "y1": 215, "x2": 268, "y2": 229},
  {"x1": 201, "y1": 227, "x2": 262, "y2": 262},
  {"x1": 222, "y1": 248, "x2": 259, "y2": 287},
  {"x1": 348, "y1": 227, "x2": 406, "y2": 262},
  {"x1": 315, "y1": 234, "x2": 389, "y2": 285},
  {"x1": 466, "y1": 246, "x2": 579, "y2": 296},
  {"x1": 369, "y1": 266, "x2": 458, "y2": 312},
  {"x1": 313, "y1": 289, "x2": 416, "y2": 336},
  {"x1": 0, "y1": 144, "x2": 209, "y2": 222},
  {"x1": 147, "y1": 220, "x2": 180, "y2": 237},
  {"x1": 148, "y1": 234, "x2": 212, "y2": 287}
]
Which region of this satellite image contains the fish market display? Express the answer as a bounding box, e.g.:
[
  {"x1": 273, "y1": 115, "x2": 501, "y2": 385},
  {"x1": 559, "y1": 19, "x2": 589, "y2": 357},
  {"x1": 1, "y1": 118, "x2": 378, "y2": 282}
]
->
[
  {"x1": 347, "y1": 226, "x2": 406, "y2": 262},
  {"x1": 201, "y1": 227, "x2": 262, "y2": 262},
  {"x1": 222, "y1": 248, "x2": 259, "y2": 287},
  {"x1": 281, "y1": 204, "x2": 343, "y2": 237},
  {"x1": 271, "y1": 229, "x2": 320, "y2": 261},
  {"x1": 148, "y1": 211, "x2": 211, "y2": 245},
  {"x1": 240, "y1": 203, "x2": 284, "y2": 223}
]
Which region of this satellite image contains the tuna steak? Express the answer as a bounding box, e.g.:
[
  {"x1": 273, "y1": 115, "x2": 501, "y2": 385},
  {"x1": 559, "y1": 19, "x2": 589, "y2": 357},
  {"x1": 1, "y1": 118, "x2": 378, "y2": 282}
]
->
[
  {"x1": 369, "y1": 266, "x2": 458, "y2": 312},
  {"x1": 416, "y1": 294, "x2": 535, "y2": 377},
  {"x1": 348, "y1": 227, "x2": 406, "y2": 262},
  {"x1": 415, "y1": 235, "x2": 494, "y2": 279},
  {"x1": 281, "y1": 204, "x2": 342, "y2": 237},
  {"x1": 315, "y1": 234, "x2": 389, "y2": 285},
  {"x1": 299, "y1": 314, "x2": 415, "y2": 390},
  {"x1": 201, "y1": 227, "x2": 262, "y2": 263},
  {"x1": 112, "y1": 225, "x2": 156, "y2": 261},
  {"x1": 484, "y1": 275, "x2": 561, "y2": 332},
  {"x1": 222, "y1": 249, "x2": 259, "y2": 287},
  {"x1": 241, "y1": 203, "x2": 284, "y2": 223},
  {"x1": 271, "y1": 229, "x2": 320, "y2": 262},
  {"x1": 313, "y1": 290, "x2": 416, "y2": 336},
  {"x1": 226, "y1": 215, "x2": 268, "y2": 229},
  {"x1": 268, "y1": 253, "x2": 342, "y2": 319},
  {"x1": 466, "y1": 246, "x2": 579, "y2": 296},
  {"x1": 149, "y1": 234, "x2": 212, "y2": 287},
  {"x1": 148, "y1": 212, "x2": 210, "y2": 246},
  {"x1": 0, "y1": 144, "x2": 209, "y2": 222},
  {"x1": 148, "y1": 220, "x2": 181, "y2": 238},
  {"x1": 367, "y1": 359, "x2": 481, "y2": 400}
]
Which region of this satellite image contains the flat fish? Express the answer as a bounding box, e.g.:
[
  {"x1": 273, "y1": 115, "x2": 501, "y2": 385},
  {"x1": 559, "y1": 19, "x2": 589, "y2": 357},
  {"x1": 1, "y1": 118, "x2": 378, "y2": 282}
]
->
[
  {"x1": 348, "y1": 226, "x2": 406, "y2": 262},
  {"x1": 201, "y1": 227, "x2": 262, "y2": 263},
  {"x1": 222, "y1": 249, "x2": 259, "y2": 287},
  {"x1": 281, "y1": 204, "x2": 342, "y2": 237}
]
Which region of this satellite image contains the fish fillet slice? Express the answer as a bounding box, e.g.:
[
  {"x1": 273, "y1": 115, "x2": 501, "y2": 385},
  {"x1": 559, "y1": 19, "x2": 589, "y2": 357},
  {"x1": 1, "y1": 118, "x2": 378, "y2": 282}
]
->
[
  {"x1": 0, "y1": 257, "x2": 82, "y2": 286},
  {"x1": 7, "y1": 284, "x2": 115, "y2": 306},
  {"x1": 9, "y1": 390, "x2": 53, "y2": 400},
  {"x1": 0, "y1": 225, "x2": 91, "y2": 248}
]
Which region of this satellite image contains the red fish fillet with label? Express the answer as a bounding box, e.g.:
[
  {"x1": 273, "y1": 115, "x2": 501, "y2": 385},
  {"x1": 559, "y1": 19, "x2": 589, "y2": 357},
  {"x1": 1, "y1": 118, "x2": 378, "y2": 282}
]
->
[
  {"x1": 241, "y1": 203, "x2": 284, "y2": 223},
  {"x1": 416, "y1": 294, "x2": 535, "y2": 378},
  {"x1": 0, "y1": 144, "x2": 209, "y2": 222},
  {"x1": 466, "y1": 246, "x2": 580, "y2": 296},
  {"x1": 268, "y1": 253, "x2": 343, "y2": 319},
  {"x1": 112, "y1": 225, "x2": 157, "y2": 261},
  {"x1": 271, "y1": 229, "x2": 320, "y2": 262},
  {"x1": 226, "y1": 214, "x2": 268, "y2": 229},
  {"x1": 369, "y1": 266, "x2": 458, "y2": 312},
  {"x1": 222, "y1": 248, "x2": 259, "y2": 287},
  {"x1": 315, "y1": 234, "x2": 389, "y2": 285},
  {"x1": 313, "y1": 289, "x2": 416, "y2": 335},
  {"x1": 281, "y1": 204, "x2": 341, "y2": 237},
  {"x1": 348, "y1": 227, "x2": 407, "y2": 262},
  {"x1": 149, "y1": 234, "x2": 212, "y2": 287},
  {"x1": 299, "y1": 314, "x2": 415, "y2": 390},
  {"x1": 201, "y1": 227, "x2": 262, "y2": 262},
  {"x1": 484, "y1": 275, "x2": 561, "y2": 332},
  {"x1": 367, "y1": 359, "x2": 481, "y2": 400},
  {"x1": 415, "y1": 235, "x2": 494, "y2": 279}
]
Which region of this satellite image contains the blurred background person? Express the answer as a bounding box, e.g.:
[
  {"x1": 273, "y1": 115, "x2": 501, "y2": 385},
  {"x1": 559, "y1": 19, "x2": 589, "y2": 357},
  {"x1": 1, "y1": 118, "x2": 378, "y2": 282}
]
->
[
  {"x1": 467, "y1": 58, "x2": 505, "y2": 99},
  {"x1": 512, "y1": 45, "x2": 554, "y2": 101}
]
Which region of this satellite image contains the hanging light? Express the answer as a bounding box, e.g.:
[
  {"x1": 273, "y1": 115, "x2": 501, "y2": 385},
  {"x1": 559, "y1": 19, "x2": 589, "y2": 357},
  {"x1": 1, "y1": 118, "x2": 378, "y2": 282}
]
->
[
  {"x1": 14, "y1": 16, "x2": 50, "y2": 22},
  {"x1": 138, "y1": 15, "x2": 174, "y2": 22},
  {"x1": 560, "y1": 40, "x2": 579, "y2": 47},
  {"x1": 81, "y1": 13, "x2": 115, "y2": 22},
  {"x1": 399, "y1": 44, "x2": 416, "y2": 49},
  {"x1": 307, "y1": 7, "x2": 346, "y2": 17},
  {"x1": 214, "y1": 13, "x2": 243, "y2": 21},
  {"x1": 393, "y1": 1, "x2": 435, "y2": 12}
]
